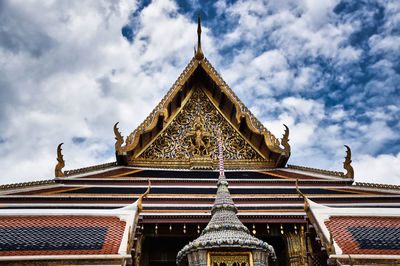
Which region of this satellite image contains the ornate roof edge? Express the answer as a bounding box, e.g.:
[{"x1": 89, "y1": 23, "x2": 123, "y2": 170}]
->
[
  {"x1": 354, "y1": 182, "x2": 400, "y2": 191},
  {"x1": 116, "y1": 56, "x2": 289, "y2": 157},
  {"x1": 287, "y1": 164, "x2": 345, "y2": 177},
  {"x1": 200, "y1": 57, "x2": 288, "y2": 155},
  {"x1": 63, "y1": 161, "x2": 117, "y2": 176},
  {"x1": 117, "y1": 57, "x2": 198, "y2": 153},
  {"x1": 0, "y1": 179, "x2": 56, "y2": 191}
]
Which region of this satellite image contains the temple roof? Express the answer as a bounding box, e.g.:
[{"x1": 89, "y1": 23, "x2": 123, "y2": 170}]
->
[{"x1": 114, "y1": 16, "x2": 290, "y2": 170}]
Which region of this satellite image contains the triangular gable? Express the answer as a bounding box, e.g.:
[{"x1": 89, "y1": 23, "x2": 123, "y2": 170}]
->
[{"x1": 114, "y1": 18, "x2": 290, "y2": 169}]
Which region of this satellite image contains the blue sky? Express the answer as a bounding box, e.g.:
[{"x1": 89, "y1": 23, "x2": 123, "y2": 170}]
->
[{"x1": 0, "y1": 0, "x2": 399, "y2": 185}]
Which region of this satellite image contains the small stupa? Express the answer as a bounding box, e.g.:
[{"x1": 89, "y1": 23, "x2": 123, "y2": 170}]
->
[{"x1": 177, "y1": 132, "x2": 276, "y2": 266}]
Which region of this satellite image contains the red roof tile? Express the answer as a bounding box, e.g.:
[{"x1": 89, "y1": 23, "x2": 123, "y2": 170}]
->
[
  {"x1": 0, "y1": 216, "x2": 126, "y2": 256},
  {"x1": 325, "y1": 216, "x2": 400, "y2": 255}
]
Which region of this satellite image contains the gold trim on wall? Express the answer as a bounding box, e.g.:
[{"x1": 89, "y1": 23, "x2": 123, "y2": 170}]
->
[{"x1": 207, "y1": 251, "x2": 254, "y2": 266}]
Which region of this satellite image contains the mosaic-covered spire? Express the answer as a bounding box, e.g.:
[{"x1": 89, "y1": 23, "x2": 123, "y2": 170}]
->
[{"x1": 177, "y1": 135, "x2": 275, "y2": 264}]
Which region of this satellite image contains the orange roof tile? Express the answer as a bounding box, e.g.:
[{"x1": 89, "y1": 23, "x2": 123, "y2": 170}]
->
[
  {"x1": 325, "y1": 216, "x2": 400, "y2": 255},
  {"x1": 0, "y1": 216, "x2": 126, "y2": 256}
]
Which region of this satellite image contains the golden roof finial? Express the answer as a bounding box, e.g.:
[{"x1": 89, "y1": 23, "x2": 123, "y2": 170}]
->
[
  {"x1": 195, "y1": 14, "x2": 204, "y2": 60},
  {"x1": 281, "y1": 124, "x2": 291, "y2": 155},
  {"x1": 113, "y1": 122, "x2": 124, "y2": 153},
  {"x1": 55, "y1": 143, "x2": 65, "y2": 177},
  {"x1": 344, "y1": 145, "x2": 354, "y2": 179}
]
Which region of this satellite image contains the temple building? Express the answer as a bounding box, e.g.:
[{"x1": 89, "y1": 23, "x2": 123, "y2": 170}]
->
[{"x1": 1, "y1": 16, "x2": 400, "y2": 266}]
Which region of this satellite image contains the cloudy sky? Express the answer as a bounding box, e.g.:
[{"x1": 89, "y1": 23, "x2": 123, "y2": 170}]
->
[{"x1": 0, "y1": 0, "x2": 399, "y2": 185}]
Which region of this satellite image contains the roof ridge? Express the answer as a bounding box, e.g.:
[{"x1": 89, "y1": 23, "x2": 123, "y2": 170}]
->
[
  {"x1": 64, "y1": 161, "x2": 117, "y2": 176},
  {"x1": 120, "y1": 57, "x2": 198, "y2": 153},
  {"x1": 0, "y1": 179, "x2": 56, "y2": 191},
  {"x1": 287, "y1": 164, "x2": 345, "y2": 177},
  {"x1": 354, "y1": 182, "x2": 400, "y2": 191},
  {"x1": 201, "y1": 58, "x2": 284, "y2": 153}
]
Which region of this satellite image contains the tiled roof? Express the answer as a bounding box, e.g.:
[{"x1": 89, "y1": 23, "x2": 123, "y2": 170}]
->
[
  {"x1": 325, "y1": 216, "x2": 400, "y2": 255},
  {"x1": 0, "y1": 216, "x2": 126, "y2": 256},
  {"x1": 49, "y1": 186, "x2": 357, "y2": 196},
  {"x1": 78, "y1": 167, "x2": 135, "y2": 178},
  {"x1": 271, "y1": 170, "x2": 326, "y2": 180},
  {"x1": 121, "y1": 169, "x2": 285, "y2": 179}
]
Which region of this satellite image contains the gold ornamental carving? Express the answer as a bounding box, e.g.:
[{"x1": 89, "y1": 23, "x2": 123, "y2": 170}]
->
[
  {"x1": 208, "y1": 252, "x2": 253, "y2": 266},
  {"x1": 114, "y1": 122, "x2": 124, "y2": 153},
  {"x1": 343, "y1": 145, "x2": 354, "y2": 179},
  {"x1": 55, "y1": 143, "x2": 65, "y2": 177},
  {"x1": 138, "y1": 88, "x2": 263, "y2": 161}
]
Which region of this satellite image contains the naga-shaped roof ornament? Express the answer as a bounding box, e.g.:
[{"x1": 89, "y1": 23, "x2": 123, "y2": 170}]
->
[
  {"x1": 114, "y1": 122, "x2": 124, "y2": 153},
  {"x1": 343, "y1": 145, "x2": 354, "y2": 179},
  {"x1": 194, "y1": 14, "x2": 204, "y2": 60},
  {"x1": 55, "y1": 143, "x2": 65, "y2": 177},
  {"x1": 281, "y1": 124, "x2": 290, "y2": 155}
]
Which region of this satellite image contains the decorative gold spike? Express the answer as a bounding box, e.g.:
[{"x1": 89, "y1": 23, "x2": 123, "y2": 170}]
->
[
  {"x1": 266, "y1": 224, "x2": 270, "y2": 234},
  {"x1": 296, "y1": 179, "x2": 310, "y2": 211},
  {"x1": 294, "y1": 224, "x2": 298, "y2": 234},
  {"x1": 183, "y1": 224, "x2": 187, "y2": 234},
  {"x1": 280, "y1": 224, "x2": 284, "y2": 235},
  {"x1": 137, "y1": 179, "x2": 151, "y2": 213},
  {"x1": 55, "y1": 143, "x2": 65, "y2": 177},
  {"x1": 252, "y1": 224, "x2": 256, "y2": 235},
  {"x1": 155, "y1": 224, "x2": 158, "y2": 235},
  {"x1": 328, "y1": 231, "x2": 336, "y2": 254},
  {"x1": 114, "y1": 122, "x2": 124, "y2": 152},
  {"x1": 195, "y1": 14, "x2": 204, "y2": 60},
  {"x1": 281, "y1": 124, "x2": 291, "y2": 155},
  {"x1": 126, "y1": 226, "x2": 132, "y2": 253},
  {"x1": 169, "y1": 224, "x2": 172, "y2": 232},
  {"x1": 344, "y1": 145, "x2": 354, "y2": 179},
  {"x1": 197, "y1": 224, "x2": 200, "y2": 234},
  {"x1": 141, "y1": 224, "x2": 144, "y2": 230}
]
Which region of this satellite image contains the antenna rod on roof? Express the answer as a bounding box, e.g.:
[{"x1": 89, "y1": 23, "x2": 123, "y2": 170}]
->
[
  {"x1": 195, "y1": 14, "x2": 204, "y2": 60},
  {"x1": 218, "y1": 130, "x2": 224, "y2": 176}
]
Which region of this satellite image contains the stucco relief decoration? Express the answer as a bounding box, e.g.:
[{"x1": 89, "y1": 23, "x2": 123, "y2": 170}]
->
[{"x1": 139, "y1": 88, "x2": 262, "y2": 161}]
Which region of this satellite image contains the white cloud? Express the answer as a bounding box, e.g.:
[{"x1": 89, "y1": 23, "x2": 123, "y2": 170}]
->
[{"x1": 353, "y1": 153, "x2": 400, "y2": 185}]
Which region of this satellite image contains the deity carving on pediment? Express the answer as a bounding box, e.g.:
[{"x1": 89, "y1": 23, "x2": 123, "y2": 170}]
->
[{"x1": 186, "y1": 116, "x2": 212, "y2": 157}]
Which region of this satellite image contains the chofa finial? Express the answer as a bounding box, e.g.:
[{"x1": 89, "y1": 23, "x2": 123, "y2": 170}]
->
[
  {"x1": 114, "y1": 122, "x2": 124, "y2": 153},
  {"x1": 281, "y1": 124, "x2": 291, "y2": 155},
  {"x1": 343, "y1": 145, "x2": 354, "y2": 179},
  {"x1": 195, "y1": 14, "x2": 204, "y2": 60},
  {"x1": 55, "y1": 143, "x2": 65, "y2": 177}
]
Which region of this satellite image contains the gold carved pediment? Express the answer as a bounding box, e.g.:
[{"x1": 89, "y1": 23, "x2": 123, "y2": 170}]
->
[{"x1": 137, "y1": 87, "x2": 263, "y2": 161}]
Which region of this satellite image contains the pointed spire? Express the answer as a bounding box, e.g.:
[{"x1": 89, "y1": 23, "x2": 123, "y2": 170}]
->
[
  {"x1": 176, "y1": 133, "x2": 276, "y2": 265},
  {"x1": 195, "y1": 14, "x2": 204, "y2": 60}
]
